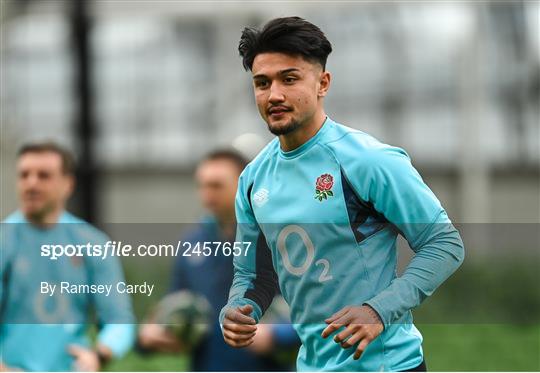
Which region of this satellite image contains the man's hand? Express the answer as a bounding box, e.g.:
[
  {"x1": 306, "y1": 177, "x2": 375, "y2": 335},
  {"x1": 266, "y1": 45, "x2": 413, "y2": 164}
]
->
[
  {"x1": 138, "y1": 323, "x2": 184, "y2": 353},
  {"x1": 222, "y1": 304, "x2": 258, "y2": 348},
  {"x1": 321, "y1": 305, "x2": 384, "y2": 360},
  {"x1": 68, "y1": 345, "x2": 100, "y2": 372}
]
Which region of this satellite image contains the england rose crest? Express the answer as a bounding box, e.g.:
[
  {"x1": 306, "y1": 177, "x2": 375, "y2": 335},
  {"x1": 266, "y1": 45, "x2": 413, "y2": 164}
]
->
[{"x1": 314, "y1": 173, "x2": 334, "y2": 201}]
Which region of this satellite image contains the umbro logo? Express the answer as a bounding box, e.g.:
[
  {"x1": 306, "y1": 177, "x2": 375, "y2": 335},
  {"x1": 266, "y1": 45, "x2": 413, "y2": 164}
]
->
[{"x1": 253, "y1": 188, "x2": 269, "y2": 207}]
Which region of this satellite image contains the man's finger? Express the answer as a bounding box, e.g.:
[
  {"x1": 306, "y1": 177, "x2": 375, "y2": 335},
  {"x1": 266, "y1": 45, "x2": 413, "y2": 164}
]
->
[
  {"x1": 223, "y1": 321, "x2": 257, "y2": 333},
  {"x1": 235, "y1": 338, "x2": 254, "y2": 348},
  {"x1": 334, "y1": 323, "x2": 360, "y2": 343},
  {"x1": 223, "y1": 335, "x2": 236, "y2": 347},
  {"x1": 224, "y1": 309, "x2": 256, "y2": 325},
  {"x1": 237, "y1": 304, "x2": 254, "y2": 315},
  {"x1": 224, "y1": 335, "x2": 255, "y2": 348},
  {"x1": 325, "y1": 307, "x2": 350, "y2": 324},
  {"x1": 223, "y1": 328, "x2": 255, "y2": 342},
  {"x1": 321, "y1": 322, "x2": 346, "y2": 338},
  {"x1": 340, "y1": 329, "x2": 368, "y2": 349},
  {"x1": 353, "y1": 339, "x2": 370, "y2": 360},
  {"x1": 322, "y1": 311, "x2": 354, "y2": 338}
]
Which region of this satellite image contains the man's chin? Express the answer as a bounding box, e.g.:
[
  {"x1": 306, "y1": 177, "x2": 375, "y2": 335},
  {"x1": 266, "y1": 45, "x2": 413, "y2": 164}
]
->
[
  {"x1": 267, "y1": 119, "x2": 301, "y2": 136},
  {"x1": 22, "y1": 205, "x2": 50, "y2": 222}
]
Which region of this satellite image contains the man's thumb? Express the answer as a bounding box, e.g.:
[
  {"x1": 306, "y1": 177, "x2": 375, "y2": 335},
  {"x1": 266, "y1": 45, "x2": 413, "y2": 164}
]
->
[{"x1": 238, "y1": 304, "x2": 253, "y2": 315}]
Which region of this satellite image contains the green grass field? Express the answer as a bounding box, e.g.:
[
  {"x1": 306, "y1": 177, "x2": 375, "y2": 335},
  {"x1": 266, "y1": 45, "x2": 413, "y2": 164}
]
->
[
  {"x1": 419, "y1": 324, "x2": 540, "y2": 371},
  {"x1": 105, "y1": 324, "x2": 540, "y2": 371}
]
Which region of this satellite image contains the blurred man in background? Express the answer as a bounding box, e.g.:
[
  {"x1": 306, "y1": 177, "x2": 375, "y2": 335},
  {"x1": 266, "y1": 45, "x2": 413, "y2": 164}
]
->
[
  {"x1": 0, "y1": 142, "x2": 135, "y2": 371},
  {"x1": 138, "y1": 149, "x2": 299, "y2": 371}
]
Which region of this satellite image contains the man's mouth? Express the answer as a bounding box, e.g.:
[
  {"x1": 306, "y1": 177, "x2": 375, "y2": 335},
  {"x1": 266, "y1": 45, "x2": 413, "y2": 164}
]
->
[
  {"x1": 24, "y1": 193, "x2": 42, "y2": 201},
  {"x1": 268, "y1": 106, "x2": 291, "y2": 117}
]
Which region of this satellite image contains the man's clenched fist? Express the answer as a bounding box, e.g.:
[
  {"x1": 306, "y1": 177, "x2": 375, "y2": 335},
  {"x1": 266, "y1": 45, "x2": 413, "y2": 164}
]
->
[{"x1": 222, "y1": 304, "x2": 258, "y2": 348}]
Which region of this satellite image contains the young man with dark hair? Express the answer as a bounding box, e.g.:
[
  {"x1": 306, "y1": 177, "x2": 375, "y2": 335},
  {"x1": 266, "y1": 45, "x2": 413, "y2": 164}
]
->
[{"x1": 220, "y1": 17, "x2": 464, "y2": 372}]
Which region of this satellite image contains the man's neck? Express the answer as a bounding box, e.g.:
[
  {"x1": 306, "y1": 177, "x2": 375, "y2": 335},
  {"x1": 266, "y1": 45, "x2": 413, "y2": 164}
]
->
[{"x1": 279, "y1": 110, "x2": 327, "y2": 152}]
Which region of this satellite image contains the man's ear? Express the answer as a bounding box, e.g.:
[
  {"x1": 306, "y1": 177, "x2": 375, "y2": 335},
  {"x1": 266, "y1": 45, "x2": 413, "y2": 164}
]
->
[{"x1": 318, "y1": 71, "x2": 331, "y2": 98}]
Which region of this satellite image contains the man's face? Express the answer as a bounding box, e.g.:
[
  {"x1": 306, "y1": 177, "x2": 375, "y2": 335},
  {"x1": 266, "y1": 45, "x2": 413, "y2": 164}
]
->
[
  {"x1": 195, "y1": 159, "x2": 240, "y2": 220},
  {"x1": 17, "y1": 152, "x2": 73, "y2": 221},
  {"x1": 251, "y1": 52, "x2": 329, "y2": 136}
]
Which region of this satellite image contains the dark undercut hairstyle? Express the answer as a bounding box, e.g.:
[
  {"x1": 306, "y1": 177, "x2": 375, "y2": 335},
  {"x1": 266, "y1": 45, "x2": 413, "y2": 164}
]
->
[{"x1": 238, "y1": 16, "x2": 333, "y2": 71}]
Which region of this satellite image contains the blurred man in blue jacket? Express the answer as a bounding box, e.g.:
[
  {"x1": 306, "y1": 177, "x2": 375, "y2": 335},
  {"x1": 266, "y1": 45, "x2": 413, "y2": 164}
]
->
[{"x1": 138, "y1": 149, "x2": 299, "y2": 371}]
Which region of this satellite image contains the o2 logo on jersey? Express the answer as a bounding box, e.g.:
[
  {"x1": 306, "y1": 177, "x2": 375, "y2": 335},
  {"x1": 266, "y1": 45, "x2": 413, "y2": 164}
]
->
[
  {"x1": 34, "y1": 292, "x2": 68, "y2": 323},
  {"x1": 277, "y1": 225, "x2": 332, "y2": 283}
]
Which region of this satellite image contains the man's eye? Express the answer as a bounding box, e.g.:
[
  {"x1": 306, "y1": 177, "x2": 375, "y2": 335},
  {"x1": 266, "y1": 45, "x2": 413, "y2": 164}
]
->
[
  {"x1": 284, "y1": 77, "x2": 297, "y2": 83},
  {"x1": 255, "y1": 81, "x2": 268, "y2": 88}
]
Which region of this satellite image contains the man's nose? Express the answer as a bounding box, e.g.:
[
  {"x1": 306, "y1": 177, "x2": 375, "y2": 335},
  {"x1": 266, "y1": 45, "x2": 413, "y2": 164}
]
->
[
  {"x1": 268, "y1": 83, "x2": 285, "y2": 104},
  {"x1": 22, "y1": 174, "x2": 39, "y2": 187}
]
